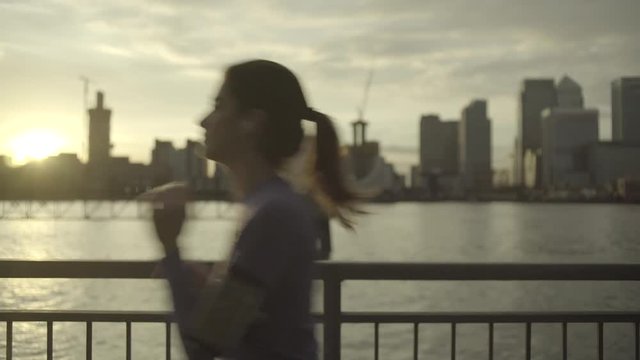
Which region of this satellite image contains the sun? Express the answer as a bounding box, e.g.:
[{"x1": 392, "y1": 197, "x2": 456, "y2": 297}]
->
[{"x1": 9, "y1": 130, "x2": 66, "y2": 165}]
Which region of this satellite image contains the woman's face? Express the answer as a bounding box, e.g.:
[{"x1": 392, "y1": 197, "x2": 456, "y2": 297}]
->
[{"x1": 200, "y1": 82, "x2": 248, "y2": 165}]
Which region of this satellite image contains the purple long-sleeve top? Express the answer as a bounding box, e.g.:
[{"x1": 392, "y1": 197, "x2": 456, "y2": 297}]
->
[{"x1": 162, "y1": 176, "x2": 318, "y2": 360}]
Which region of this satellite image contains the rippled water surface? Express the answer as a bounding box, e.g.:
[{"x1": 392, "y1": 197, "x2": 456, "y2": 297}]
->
[{"x1": 1, "y1": 202, "x2": 639, "y2": 359}]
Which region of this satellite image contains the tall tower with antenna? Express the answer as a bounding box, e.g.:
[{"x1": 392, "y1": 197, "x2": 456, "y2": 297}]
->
[
  {"x1": 88, "y1": 91, "x2": 112, "y2": 164},
  {"x1": 352, "y1": 70, "x2": 374, "y2": 147},
  {"x1": 348, "y1": 70, "x2": 381, "y2": 179},
  {"x1": 86, "y1": 90, "x2": 112, "y2": 197},
  {"x1": 79, "y1": 76, "x2": 91, "y2": 163}
]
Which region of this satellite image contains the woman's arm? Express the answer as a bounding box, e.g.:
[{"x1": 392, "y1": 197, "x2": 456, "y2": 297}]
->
[
  {"x1": 151, "y1": 200, "x2": 221, "y2": 359},
  {"x1": 156, "y1": 211, "x2": 263, "y2": 359},
  {"x1": 161, "y1": 248, "x2": 222, "y2": 359}
]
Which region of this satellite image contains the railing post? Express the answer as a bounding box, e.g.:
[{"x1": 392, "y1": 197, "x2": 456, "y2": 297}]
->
[
  {"x1": 126, "y1": 321, "x2": 131, "y2": 360},
  {"x1": 635, "y1": 322, "x2": 639, "y2": 360},
  {"x1": 598, "y1": 322, "x2": 603, "y2": 360},
  {"x1": 6, "y1": 321, "x2": 12, "y2": 360},
  {"x1": 166, "y1": 322, "x2": 172, "y2": 360},
  {"x1": 414, "y1": 323, "x2": 419, "y2": 360},
  {"x1": 374, "y1": 323, "x2": 379, "y2": 360},
  {"x1": 562, "y1": 322, "x2": 568, "y2": 360},
  {"x1": 323, "y1": 275, "x2": 342, "y2": 360},
  {"x1": 525, "y1": 322, "x2": 531, "y2": 360},
  {"x1": 488, "y1": 323, "x2": 494, "y2": 360},
  {"x1": 47, "y1": 321, "x2": 53, "y2": 360},
  {"x1": 451, "y1": 323, "x2": 456, "y2": 360},
  {"x1": 86, "y1": 321, "x2": 93, "y2": 360}
]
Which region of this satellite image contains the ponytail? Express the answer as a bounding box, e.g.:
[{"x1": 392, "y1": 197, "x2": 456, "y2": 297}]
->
[
  {"x1": 306, "y1": 108, "x2": 363, "y2": 229},
  {"x1": 224, "y1": 59, "x2": 363, "y2": 228}
]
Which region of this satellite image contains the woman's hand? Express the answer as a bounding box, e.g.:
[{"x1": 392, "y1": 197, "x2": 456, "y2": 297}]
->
[{"x1": 139, "y1": 182, "x2": 190, "y2": 253}]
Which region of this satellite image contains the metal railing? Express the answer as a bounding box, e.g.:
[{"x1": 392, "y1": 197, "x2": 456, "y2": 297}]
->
[
  {"x1": 1, "y1": 261, "x2": 640, "y2": 359},
  {"x1": 0, "y1": 200, "x2": 235, "y2": 220}
]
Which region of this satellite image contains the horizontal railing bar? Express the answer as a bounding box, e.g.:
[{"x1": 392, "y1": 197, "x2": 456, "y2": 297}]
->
[
  {"x1": 0, "y1": 261, "x2": 159, "y2": 279},
  {"x1": 338, "y1": 311, "x2": 640, "y2": 323},
  {"x1": 2, "y1": 310, "x2": 639, "y2": 324},
  {"x1": 2, "y1": 260, "x2": 640, "y2": 280},
  {"x1": 0, "y1": 310, "x2": 172, "y2": 322},
  {"x1": 316, "y1": 262, "x2": 640, "y2": 281}
]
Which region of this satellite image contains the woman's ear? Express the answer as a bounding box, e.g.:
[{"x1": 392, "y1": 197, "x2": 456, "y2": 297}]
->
[{"x1": 241, "y1": 109, "x2": 268, "y2": 135}]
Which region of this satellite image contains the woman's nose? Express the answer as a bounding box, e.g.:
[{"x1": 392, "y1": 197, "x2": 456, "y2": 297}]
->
[{"x1": 200, "y1": 113, "x2": 212, "y2": 128}]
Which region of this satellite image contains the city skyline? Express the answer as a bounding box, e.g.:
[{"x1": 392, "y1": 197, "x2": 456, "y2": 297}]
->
[
  {"x1": 0, "y1": 74, "x2": 634, "y2": 175},
  {"x1": 1, "y1": 0, "x2": 638, "y2": 174}
]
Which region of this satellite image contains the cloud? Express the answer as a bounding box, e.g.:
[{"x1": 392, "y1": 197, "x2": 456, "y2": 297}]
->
[
  {"x1": 1, "y1": 0, "x2": 638, "y2": 168},
  {"x1": 93, "y1": 44, "x2": 134, "y2": 58}
]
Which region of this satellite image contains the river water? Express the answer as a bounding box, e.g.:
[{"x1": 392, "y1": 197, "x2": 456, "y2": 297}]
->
[{"x1": 1, "y1": 202, "x2": 639, "y2": 359}]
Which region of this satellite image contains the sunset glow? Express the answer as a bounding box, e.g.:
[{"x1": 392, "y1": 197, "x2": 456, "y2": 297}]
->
[{"x1": 9, "y1": 130, "x2": 66, "y2": 165}]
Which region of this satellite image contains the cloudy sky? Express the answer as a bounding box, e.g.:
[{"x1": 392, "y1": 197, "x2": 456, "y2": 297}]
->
[{"x1": 1, "y1": 0, "x2": 638, "y2": 174}]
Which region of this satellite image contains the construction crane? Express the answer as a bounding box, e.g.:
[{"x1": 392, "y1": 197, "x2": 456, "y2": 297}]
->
[
  {"x1": 79, "y1": 76, "x2": 91, "y2": 163},
  {"x1": 357, "y1": 69, "x2": 374, "y2": 121}
]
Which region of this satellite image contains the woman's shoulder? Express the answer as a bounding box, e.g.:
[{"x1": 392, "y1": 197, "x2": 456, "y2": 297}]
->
[
  {"x1": 255, "y1": 189, "x2": 311, "y2": 222},
  {"x1": 249, "y1": 177, "x2": 309, "y2": 212}
]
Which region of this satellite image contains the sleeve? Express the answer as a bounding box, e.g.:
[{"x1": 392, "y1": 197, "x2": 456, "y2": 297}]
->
[
  {"x1": 161, "y1": 250, "x2": 221, "y2": 359},
  {"x1": 229, "y1": 200, "x2": 302, "y2": 290}
]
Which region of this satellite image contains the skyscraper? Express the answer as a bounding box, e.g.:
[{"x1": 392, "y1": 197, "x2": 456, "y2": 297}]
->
[
  {"x1": 419, "y1": 115, "x2": 458, "y2": 175},
  {"x1": 514, "y1": 79, "x2": 557, "y2": 185},
  {"x1": 151, "y1": 140, "x2": 176, "y2": 185},
  {"x1": 541, "y1": 108, "x2": 598, "y2": 189},
  {"x1": 184, "y1": 140, "x2": 207, "y2": 190},
  {"x1": 557, "y1": 76, "x2": 584, "y2": 109},
  {"x1": 459, "y1": 100, "x2": 492, "y2": 191},
  {"x1": 88, "y1": 91, "x2": 112, "y2": 165},
  {"x1": 612, "y1": 77, "x2": 640, "y2": 144}
]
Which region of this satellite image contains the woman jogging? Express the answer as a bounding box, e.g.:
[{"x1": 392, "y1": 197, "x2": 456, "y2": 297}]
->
[{"x1": 147, "y1": 59, "x2": 360, "y2": 359}]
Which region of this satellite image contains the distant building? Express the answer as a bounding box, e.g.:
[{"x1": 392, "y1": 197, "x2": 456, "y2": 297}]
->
[
  {"x1": 515, "y1": 79, "x2": 557, "y2": 185},
  {"x1": 459, "y1": 100, "x2": 492, "y2": 191},
  {"x1": 410, "y1": 165, "x2": 424, "y2": 190},
  {"x1": 183, "y1": 140, "x2": 207, "y2": 190},
  {"x1": 108, "y1": 156, "x2": 130, "y2": 197},
  {"x1": 493, "y1": 169, "x2": 511, "y2": 188},
  {"x1": 86, "y1": 91, "x2": 112, "y2": 197},
  {"x1": 556, "y1": 76, "x2": 584, "y2": 109},
  {"x1": 541, "y1": 108, "x2": 598, "y2": 189},
  {"x1": 419, "y1": 115, "x2": 459, "y2": 176},
  {"x1": 588, "y1": 142, "x2": 640, "y2": 188},
  {"x1": 344, "y1": 119, "x2": 403, "y2": 198},
  {"x1": 612, "y1": 77, "x2": 640, "y2": 144},
  {"x1": 349, "y1": 120, "x2": 380, "y2": 179},
  {"x1": 151, "y1": 140, "x2": 176, "y2": 185},
  {"x1": 30, "y1": 154, "x2": 84, "y2": 199},
  {"x1": 88, "y1": 91, "x2": 112, "y2": 164},
  {"x1": 150, "y1": 139, "x2": 208, "y2": 190},
  {"x1": 523, "y1": 149, "x2": 542, "y2": 189},
  {"x1": 109, "y1": 157, "x2": 151, "y2": 197},
  {"x1": 0, "y1": 156, "x2": 7, "y2": 198}
]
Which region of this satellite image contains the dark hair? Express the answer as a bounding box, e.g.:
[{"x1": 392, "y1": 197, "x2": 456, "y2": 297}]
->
[{"x1": 225, "y1": 59, "x2": 360, "y2": 228}]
